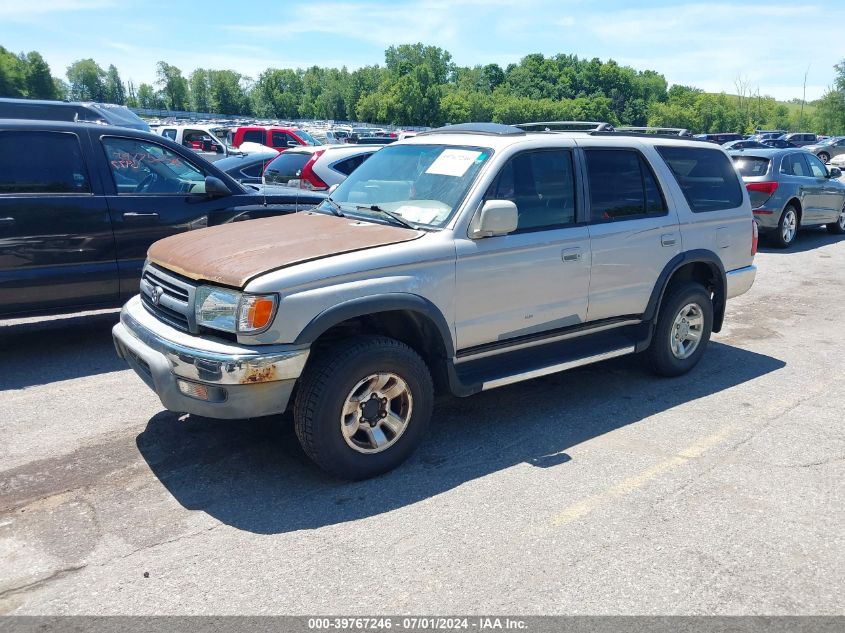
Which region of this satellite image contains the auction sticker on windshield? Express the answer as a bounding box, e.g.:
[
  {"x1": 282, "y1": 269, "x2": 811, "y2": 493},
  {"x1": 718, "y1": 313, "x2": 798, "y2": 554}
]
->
[{"x1": 425, "y1": 149, "x2": 483, "y2": 177}]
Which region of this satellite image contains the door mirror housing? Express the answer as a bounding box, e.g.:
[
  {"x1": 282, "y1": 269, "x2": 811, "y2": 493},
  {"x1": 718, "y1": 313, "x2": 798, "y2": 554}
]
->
[
  {"x1": 469, "y1": 200, "x2": 518, "y2": 239},
  {"x1": 827, "y1": 166, "x2": 842, "y2": 179},
  {"x1": 204, "y1": 176, "x2": 231, "y2": 198},
  {"x1": 327, "y1": 183, "x2": 339, "y2": 195},
  {"x1": 287, "y1": 140, "x2": 300, "y2": 148}
]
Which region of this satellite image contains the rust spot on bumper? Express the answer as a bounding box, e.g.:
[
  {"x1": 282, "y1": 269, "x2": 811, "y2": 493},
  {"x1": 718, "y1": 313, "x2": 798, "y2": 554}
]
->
[{"x1": 240, "y1": 364, "x2": 279, "y2": 384}]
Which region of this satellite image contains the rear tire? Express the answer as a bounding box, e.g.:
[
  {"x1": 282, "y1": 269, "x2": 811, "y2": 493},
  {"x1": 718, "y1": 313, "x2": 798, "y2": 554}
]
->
[
  {"x1": 294, "y1": 335, "x2": 433, "y2": 480},
  {"x1": 773, "y1": 205, "x2": 799, "y2": 248},
  {"x1": 827, "y1": 203, "x2": 845, "y2": 234},
  {"x1": 647, "y1": 282, "x2": 713, "y2": 377}
]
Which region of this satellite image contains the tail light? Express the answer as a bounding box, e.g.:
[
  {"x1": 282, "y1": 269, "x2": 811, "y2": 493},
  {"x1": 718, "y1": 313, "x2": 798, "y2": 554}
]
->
[
  {"x1": 299, "y1": 150, "x2": 328, "y2": 190},
  {"x1": 745, "y1": 181, "x2": 778, "y2": 208},
  {"x1": 751, "y1": 219, "x2": 759, "y2": 257}
]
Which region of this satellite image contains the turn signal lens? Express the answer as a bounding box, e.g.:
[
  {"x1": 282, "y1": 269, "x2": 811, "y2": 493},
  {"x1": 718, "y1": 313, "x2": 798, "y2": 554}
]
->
[
  {"x1": 751, "y1": 219, "x2": 759, "y2": 257},
  {"x1": 238, "y1": 294, "x2": 277, "y2": 333}
]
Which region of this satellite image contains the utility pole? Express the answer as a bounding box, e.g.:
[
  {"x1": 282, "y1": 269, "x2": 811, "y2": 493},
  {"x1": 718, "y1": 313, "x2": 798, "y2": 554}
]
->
[{"x1": 799, "y1": 64, "x2": 810, "y2": 131}]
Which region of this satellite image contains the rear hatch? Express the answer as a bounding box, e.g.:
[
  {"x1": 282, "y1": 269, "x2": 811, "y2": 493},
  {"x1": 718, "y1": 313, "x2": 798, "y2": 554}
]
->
[{"x1": 731, "y1": 155, "x2": 774, "y2": 208}]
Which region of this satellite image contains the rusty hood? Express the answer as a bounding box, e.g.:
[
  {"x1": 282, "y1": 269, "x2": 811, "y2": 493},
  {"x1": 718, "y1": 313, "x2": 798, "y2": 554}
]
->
[{"x1": 147, "y1": 212, "x2": 424, "y2": 288}]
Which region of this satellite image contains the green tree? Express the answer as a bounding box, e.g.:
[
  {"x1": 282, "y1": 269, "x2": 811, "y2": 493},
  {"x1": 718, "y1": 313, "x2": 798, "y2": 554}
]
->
[
  {"x1": 156, "y1": 61, "x2": 188, "y2": 110},
  {"x1": 66, "y1": 58, "x2": 106, "y2": 101},
  {"x1": 104, "y1": 64, "x2": 125, "y2": 104},
  {"x1": 0, "y1": 46, "x2": 26, "y2": 97},
  {"x1": 189, "y1": 69, "x2": 210, "y2": 112},
  {"x1": 252, "y1": 68, "x2": 303, "y2": 118},
  {"x1": 207, "y1": 70, "x2": 249, "y2": 115},
  {"x1": 23, "y1": 51, "x2": 57, "y2": 99},
  {"x1": 136, "y1": 83, "x2": 160, "y2": 109}
]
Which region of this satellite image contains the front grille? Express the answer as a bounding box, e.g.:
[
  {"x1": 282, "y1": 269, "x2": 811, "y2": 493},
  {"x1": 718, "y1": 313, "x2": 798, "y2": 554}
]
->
[{"x1": 139, "y1": 264, "x2": 198, "y2": 332}]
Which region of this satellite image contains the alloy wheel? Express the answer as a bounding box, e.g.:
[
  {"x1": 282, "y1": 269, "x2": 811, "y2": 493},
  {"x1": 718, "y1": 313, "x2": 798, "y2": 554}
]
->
[
  {"x1": 340, "y1": 373, "x2": 413, "y2": 454},
  {"x1": 670, "y1": 302, "x2": 704, "y2": 360}
]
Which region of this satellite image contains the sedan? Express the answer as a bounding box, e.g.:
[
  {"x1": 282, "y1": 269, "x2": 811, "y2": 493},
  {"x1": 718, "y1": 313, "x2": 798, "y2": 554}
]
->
[{"x1": 730, "y1": 148, "x2": 845, "y2": 248}]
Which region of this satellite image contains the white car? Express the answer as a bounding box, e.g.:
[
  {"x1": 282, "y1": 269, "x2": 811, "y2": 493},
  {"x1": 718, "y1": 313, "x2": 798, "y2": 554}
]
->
[
  {"x1": 262, "y1": 144, "x2": 381, "y2": 190},
  {"x1": 155, "y1": 124, "x2": 233, "y2": 162}
]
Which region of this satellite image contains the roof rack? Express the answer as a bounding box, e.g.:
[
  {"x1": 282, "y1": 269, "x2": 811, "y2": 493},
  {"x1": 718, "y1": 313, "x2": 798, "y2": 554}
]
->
[
  {"x1": 615, "y1": 126, "x2": 692, "y2": 137},
  {"x1": 516, "y1": 121, "x2": 615, "y2": 132},
  {"x1": 418, "y1": 122, "x2": 525, "y2": 137}
]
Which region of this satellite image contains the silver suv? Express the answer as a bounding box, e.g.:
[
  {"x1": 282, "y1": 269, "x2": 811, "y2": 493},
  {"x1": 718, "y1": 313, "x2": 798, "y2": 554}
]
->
[{"x1": 113, "y1": 122, "x2": 758, "y2": 479}]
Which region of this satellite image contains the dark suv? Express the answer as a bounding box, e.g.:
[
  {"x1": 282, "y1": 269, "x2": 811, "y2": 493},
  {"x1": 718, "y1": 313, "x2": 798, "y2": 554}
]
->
[
  {"x1": 0, "y1": 119, "x2": 324, "y2": 318},
  {"x1": 0, "y1": 98, "x2": 150, "y2": 132}
]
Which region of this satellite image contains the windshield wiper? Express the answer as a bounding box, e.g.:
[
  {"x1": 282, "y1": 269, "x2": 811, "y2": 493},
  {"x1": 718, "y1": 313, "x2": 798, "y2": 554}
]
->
[
  {"x1": 355, "y1": 204, "x2": 420, "y2": 230},
  {"x1": 323, "y1": 197, "x2": 345, "y2": 217}
]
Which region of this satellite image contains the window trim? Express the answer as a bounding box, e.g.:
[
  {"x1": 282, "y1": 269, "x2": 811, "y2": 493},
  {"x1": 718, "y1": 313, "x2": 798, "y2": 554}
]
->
[
  {"x1": 482, "y1": 147, "x2": 580, "y2": 234},
  {"x1": 0, "y1": 129, "x2": 94, "y2": 196},
  {"x1": 581, "y1": 146, "x2": 669, "y2": 224},
  {"x1": 99, "y1": 134, "x2": 212, "y2": 197}
]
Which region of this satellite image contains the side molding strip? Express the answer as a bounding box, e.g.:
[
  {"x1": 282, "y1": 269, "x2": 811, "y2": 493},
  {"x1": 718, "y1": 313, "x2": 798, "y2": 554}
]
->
[{"x1": 480, "y1": 345, "x2": 636, "y2": 391}]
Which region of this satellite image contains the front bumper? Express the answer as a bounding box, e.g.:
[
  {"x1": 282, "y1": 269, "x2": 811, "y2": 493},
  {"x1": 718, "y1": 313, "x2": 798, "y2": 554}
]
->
[
  {"x1": 726, "y1": 265, "x2": 757, "y2": 299},
  {"x1": 113, "y1": 295, "x2": 309, "y2": 419}
]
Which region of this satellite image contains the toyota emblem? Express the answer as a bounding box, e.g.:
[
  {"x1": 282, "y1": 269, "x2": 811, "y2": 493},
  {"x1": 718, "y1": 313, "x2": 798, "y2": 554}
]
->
[{"x1": 151, "y1": 285, "x2": 164, "y2": 305}]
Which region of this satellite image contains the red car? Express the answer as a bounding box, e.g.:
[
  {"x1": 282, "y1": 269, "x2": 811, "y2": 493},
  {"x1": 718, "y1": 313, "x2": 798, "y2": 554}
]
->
[{"x1": 230, "y1": 126, "x2": 322, "y2": 152}]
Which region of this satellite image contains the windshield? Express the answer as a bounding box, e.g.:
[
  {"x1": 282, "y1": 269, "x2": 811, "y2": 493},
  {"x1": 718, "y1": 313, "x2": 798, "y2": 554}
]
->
[
  {"x1": 296, "y1": 129, "x2": 322, "y2": 146},
  {"x1": 818, "y1": 138, "x2": 838, "y2": 146},
  {"x1": 319, "y1": 143, "x2": 492, "y2": 228}
]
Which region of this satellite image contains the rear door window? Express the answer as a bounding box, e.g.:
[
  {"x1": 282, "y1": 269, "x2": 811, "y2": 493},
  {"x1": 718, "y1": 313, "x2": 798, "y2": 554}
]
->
[
  {"x1": 0, "y1": 131, "x2": 90, "y2": 194},
  {"x1": 733, "y1": 156, "x2": 770, "y2": 177},
  {"x1": 242, "y1": 130, "x2": 265, "y2": 145},
  {"x1": 585, "y1": 149, "x2": 666, "y2": 222},
  {"x1": 656, "y1": 146, "x2": 744, "y2": 212},
  {"x1": 263, "y1": 152, "x2": 311, "y2": 185},
  {"x1": 781, "y1": 153, "x2": 809, "y2": 177}
]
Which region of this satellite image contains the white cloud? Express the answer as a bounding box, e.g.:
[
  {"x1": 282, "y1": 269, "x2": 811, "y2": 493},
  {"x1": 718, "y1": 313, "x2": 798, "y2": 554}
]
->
[{"x1": 0, "y1": 0, "x2": 115, "y2": 19}]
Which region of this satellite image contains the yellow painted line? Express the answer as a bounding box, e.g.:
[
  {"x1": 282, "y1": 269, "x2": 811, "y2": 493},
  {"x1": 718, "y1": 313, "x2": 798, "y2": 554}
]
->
[{"x1": 549, "y1": 424, "x2": 736, "y2": 527}]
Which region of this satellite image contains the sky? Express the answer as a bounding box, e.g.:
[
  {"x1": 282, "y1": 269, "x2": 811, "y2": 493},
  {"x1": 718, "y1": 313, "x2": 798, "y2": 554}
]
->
[{"x1": 1, "y1": 0, "x2": 843, "y2": 101}]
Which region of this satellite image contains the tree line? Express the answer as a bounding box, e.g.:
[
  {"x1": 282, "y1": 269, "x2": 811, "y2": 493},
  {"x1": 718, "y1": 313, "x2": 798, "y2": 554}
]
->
[{"x1": 2, "y1": 43, "x2": 844, "y2": 134}]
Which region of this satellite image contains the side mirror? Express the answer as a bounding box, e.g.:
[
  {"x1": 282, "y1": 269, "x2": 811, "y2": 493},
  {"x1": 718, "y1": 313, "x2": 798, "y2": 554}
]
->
[
  {"x1": 469, "y1": 200, "x2": 518, "y2": 239},
  {"x1": 287, "y1": 141, "x2": 299, "y2": 148},
  {"x1": 828, "y1": 167, "x2": 842, "y2": 179},
  {"x1": 327, "y1": 183, "x2": 339, "y2": 195},
  {"x1": 204, "y1": 176, "x2": 231, "y2": 198}
]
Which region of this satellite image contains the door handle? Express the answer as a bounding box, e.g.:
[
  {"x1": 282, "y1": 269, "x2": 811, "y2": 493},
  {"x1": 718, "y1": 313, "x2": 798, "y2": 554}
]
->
[
  {"x1": 561, "y1": 247, "x2": 582, "y2": 262},
  {"x1": 0, "y1": 217, "x2": 15, "y2": 227},
  {"x1": 123, "y1": 212, "x2": 159, "y2": 220},
  {"x1": 660, "y1": 234, "x2": 677, "y2": 247}
]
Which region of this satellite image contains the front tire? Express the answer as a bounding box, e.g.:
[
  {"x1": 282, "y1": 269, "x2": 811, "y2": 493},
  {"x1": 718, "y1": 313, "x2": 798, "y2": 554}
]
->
[
  {"x1": 827, "y1": 202, "x2": 845, "y2": 234},
  {"x1": 647, "y1": 282, "x2": 713, "y2": 377},
  {"x1": 773, "y1": 205, "x2": 799, "y2": 248},
  {"x1": 294, "y1": 335, "x2": 433, "y2": 480},
  {"x1": 818, "y1": 152, "x2": 831, "y2": 164}
]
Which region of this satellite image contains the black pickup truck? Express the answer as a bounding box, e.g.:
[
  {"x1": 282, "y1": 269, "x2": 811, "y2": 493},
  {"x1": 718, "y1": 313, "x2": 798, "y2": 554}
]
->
[{"x1": 0, "y1": 119, "x2": 325, "y2": 318}]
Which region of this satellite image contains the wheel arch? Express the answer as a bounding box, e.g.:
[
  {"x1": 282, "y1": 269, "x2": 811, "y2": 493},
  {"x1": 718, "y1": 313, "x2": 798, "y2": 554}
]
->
[
  {"x1": 643, "y1": 250, "x2": 727, "y2": 337},
  {"x1": 293, "y1": 293, "x2": 455, "y2": 391}
]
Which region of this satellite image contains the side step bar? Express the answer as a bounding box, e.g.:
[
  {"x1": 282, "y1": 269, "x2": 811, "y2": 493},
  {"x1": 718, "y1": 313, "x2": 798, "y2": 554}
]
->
[
  {"x1": 481, "y1": 346, "x2": 636, "y2": 391},
  {"x1": 448, "y1": 323, "x2": 647, "y2": 397}
]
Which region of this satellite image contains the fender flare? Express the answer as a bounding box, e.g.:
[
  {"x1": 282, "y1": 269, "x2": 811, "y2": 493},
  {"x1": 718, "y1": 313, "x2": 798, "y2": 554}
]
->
[
  {"x1": 293, "y1": 292, "x2": 455, "y2": 357},
  {"x1": 643, "y1": 249, "x2": 727, "y2": 334}
]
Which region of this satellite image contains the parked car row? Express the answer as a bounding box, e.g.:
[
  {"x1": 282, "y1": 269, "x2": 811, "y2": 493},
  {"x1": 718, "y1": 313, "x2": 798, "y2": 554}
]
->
[{"x1": 729, "y1": 147, "x2": 845, "y2": 247}]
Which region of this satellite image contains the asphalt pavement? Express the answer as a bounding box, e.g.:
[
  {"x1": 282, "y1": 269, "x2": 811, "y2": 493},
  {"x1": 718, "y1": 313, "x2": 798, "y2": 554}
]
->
[{"x1": 1, "y1": 229, "x2": 843, "y2": 615}]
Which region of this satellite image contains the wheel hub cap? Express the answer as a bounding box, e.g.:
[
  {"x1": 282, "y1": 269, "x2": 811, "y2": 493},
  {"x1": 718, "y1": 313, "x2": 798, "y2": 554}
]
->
[
  {"x1": 670, "y1": 303, "x2": 704, "y2": 360},
  {"x1": 341, "y1": 373, "x2": 413, "y2": 454}
]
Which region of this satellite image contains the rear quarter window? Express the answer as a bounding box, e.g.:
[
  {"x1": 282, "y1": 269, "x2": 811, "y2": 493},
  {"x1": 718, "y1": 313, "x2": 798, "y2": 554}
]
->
[{"x1": 657, "y1": 146, "x2": 744, "y2": 212}]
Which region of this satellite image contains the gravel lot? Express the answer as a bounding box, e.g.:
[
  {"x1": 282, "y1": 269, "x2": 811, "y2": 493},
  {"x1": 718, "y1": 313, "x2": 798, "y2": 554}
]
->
[{"x1": 1, "y1": 229, "x2": 843, "y2": 615}]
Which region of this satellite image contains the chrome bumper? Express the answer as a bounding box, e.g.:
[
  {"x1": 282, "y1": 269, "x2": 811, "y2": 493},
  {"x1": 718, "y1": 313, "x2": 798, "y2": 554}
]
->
[
  {"x1": 113, "y1": 295, "x2": 309, "y2": 419},
  {"x1": 726, "y1": 265, "x2": 757, "y2": 299}
]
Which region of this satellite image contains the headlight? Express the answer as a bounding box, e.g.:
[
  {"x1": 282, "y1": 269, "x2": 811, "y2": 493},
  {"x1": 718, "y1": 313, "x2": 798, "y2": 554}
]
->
[{"x1": 195, "y1": 286, "x2": 277, "y2": 334}]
